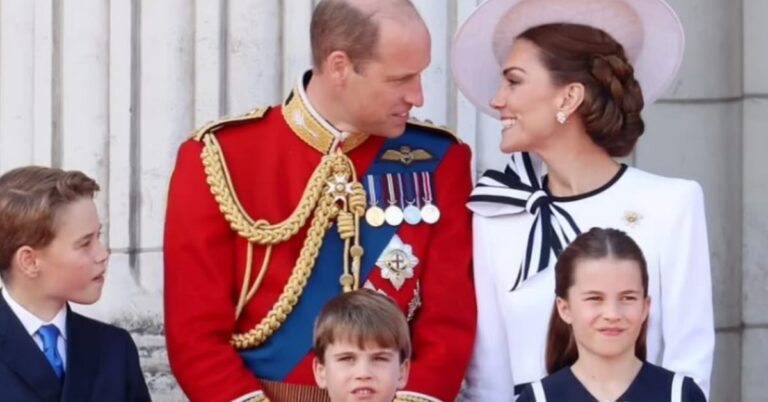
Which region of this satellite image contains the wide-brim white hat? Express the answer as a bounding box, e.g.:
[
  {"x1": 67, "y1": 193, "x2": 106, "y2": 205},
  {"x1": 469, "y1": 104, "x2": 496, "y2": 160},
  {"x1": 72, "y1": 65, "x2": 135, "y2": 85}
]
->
[{"x1": 451, "y1": 0, "x2": 685, "y2": 117}]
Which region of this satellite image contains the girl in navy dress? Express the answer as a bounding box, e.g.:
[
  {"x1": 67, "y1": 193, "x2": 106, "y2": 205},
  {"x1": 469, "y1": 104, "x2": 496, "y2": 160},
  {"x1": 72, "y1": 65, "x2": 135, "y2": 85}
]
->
[{"x1": 517, "y1": 228, "x2": 706, "y2": 402}]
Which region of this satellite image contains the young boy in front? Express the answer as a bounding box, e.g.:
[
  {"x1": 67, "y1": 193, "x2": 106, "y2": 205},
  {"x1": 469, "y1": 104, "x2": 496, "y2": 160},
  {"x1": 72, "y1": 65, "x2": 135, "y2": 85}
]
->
[
  {"x1": 0, "y1": 166, "x2": 151, "y2": 402},
  {"x1": 313, "y1": 289, "x2": 411, "y2": 402}
]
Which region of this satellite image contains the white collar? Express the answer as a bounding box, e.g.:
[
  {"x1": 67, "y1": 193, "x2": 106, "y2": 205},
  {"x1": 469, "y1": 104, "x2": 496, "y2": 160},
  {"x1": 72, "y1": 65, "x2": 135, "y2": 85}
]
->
[{"x1": 2, "y1": 288, "x2": 68, "y2": 340}]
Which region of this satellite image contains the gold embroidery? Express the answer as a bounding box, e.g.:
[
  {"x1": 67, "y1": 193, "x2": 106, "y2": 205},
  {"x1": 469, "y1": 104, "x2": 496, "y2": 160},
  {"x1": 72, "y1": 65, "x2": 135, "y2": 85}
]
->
[
  {"x1": 395, "y1": 392, "x2": 441, "y2": 402},
  {"x1": 407, "y1": 117, "x2": 462, "y2": 144},
  {"x1": 190, "y1": 106, "x2": 269, "y2": 142},
  {"x1": 380, "y1": 145, "x2": 434, "y2": 165},
  {"x1": 282, "y1": 89, "x2": 369, "y2": 154}
]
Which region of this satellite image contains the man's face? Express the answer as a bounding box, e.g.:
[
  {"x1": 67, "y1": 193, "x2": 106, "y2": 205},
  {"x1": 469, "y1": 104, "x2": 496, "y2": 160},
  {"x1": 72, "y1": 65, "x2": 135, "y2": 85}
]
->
[
  {"x1": 341, "y1": 18, "x2": 431, "y2": 138},
  {"x1": 314, "y1": 340, "x2": 410, "y2": 402},
  {"x1": 35, "y1": 197, "x2": 108, "y2": 305}
]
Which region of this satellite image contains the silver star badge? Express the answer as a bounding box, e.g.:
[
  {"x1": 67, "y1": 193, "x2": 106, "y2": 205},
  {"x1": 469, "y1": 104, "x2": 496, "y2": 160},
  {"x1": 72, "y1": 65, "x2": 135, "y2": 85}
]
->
[
  {"x1": 376, "y1": 235, "x2": 419, "y2": 290},
  {"x1": 327, "y1": 174, "x2": 354, "y2": 203}
]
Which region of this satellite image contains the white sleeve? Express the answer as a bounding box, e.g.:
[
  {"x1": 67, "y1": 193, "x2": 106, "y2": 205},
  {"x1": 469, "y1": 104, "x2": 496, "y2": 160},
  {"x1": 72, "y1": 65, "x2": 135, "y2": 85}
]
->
[
  {"x1": 459, "y1": 215, "x2": 515, "y2": 402},
  {"x1": 659, "y1": 181, "x2": 714, "y2": 399}
]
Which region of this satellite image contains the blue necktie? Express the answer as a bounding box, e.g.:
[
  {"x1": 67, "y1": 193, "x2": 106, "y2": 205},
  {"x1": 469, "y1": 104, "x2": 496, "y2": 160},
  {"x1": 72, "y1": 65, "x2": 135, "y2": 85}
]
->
[{"x1": 38, "y1": 324, "x2": 64, "y2": 379}]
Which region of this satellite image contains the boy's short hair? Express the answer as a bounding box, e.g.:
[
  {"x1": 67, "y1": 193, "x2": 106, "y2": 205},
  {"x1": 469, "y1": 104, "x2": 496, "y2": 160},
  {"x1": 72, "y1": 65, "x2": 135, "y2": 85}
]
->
[
  {"x1": 0, "y1": 166, "x2": 99, "y2": 279},
  {"x1": 313, "y1": 289, "x2": 411, "y2": 364}
]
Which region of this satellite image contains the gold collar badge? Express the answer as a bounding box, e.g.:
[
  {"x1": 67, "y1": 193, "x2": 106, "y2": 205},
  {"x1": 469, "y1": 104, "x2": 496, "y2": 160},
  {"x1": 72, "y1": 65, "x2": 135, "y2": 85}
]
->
[{"x1": 282, "y1": 86, "x2": 368, "y2": 155}]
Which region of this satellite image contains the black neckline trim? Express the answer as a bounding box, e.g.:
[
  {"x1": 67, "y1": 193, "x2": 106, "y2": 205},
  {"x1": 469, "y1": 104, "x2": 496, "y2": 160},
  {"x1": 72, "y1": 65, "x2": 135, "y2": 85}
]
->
[{"x1": 543, "y1": 164, "x2": 628, "y2": 203}]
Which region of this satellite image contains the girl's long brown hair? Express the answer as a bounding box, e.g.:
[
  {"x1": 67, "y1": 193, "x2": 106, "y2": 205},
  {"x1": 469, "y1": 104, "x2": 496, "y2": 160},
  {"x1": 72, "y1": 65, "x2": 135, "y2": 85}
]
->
[{"x1": 545, "y1": 227, "x2": 649, "y2": 374}]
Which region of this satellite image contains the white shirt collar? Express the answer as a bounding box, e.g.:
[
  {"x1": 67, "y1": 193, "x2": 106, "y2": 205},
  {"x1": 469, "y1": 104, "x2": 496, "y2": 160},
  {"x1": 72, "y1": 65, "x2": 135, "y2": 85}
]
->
[{"x1": 2, "y1": 288, "x2": 68, "y2": 340}]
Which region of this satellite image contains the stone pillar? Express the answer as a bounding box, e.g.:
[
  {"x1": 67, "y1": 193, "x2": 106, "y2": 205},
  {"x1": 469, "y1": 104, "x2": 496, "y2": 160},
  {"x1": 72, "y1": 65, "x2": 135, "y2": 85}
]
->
[
  {"x1": 742, "y1": 0, "x2": 768, "y2": 401},
  {"x1": 635, "y1": 0, "x2": 744, "y2": 400}
]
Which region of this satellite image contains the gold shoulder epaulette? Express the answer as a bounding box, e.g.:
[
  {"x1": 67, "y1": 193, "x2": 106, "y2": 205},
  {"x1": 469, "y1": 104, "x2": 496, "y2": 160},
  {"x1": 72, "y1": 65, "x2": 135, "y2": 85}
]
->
[
  {"x1": 407, "y1": 117, "x2": 462, "y2": 144},
  {"x1": 190, "y1": 106, "x2": 270, "y2": 142}
]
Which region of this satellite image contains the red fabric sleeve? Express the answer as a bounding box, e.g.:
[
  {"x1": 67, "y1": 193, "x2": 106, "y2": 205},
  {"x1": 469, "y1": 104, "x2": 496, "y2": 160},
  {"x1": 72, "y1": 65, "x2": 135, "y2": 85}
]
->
[{"x1": 163, "y1": 140, "x2": 263, "y2": 402}]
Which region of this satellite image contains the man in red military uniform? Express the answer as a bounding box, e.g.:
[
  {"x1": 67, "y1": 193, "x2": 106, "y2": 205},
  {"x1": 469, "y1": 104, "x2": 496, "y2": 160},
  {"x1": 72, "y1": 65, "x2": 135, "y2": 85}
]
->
[{"x1": 163, "y1": 1, "x2": 475, "y2": 401}]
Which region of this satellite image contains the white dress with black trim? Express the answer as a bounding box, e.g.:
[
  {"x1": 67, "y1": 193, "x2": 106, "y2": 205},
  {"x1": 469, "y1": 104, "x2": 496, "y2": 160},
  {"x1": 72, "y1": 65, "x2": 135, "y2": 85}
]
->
[{"x1": 459, "y1": 153, "x2": 714, "y2": 402}]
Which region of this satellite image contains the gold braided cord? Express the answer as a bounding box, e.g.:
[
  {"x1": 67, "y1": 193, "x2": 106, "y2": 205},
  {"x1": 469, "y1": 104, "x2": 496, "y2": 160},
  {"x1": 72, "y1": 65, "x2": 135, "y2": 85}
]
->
[
  {"x1": 338, "y1": 210, "x2": 353, "y2": 292},
  {"x1": 235, "y1": 243, "x2": 272, "y2": 320},
  {"x1": 348, "y1": 182, "x2": 366, "y2": 289},
  {"x1": 201, "y1": 134, "x2": 333, "y2": 244},
  {"x1": 245, "y1": 245, "x2": 272, "y2": 305},
  {"x1": 231, "y1": 194, "x2": 340, "y2": 348},
  {"x1": 394, "y1": 394, "x2": 441, "y2": 402},
  {"x1": 235, "y1": 241, "x2": 256, "y2": 319},
  {"x1": 331, "y1": 156, "x2": 366, "y2": 293},
  {"x1": 200, "y1": 132, "x2": 365, "y2": 349}
]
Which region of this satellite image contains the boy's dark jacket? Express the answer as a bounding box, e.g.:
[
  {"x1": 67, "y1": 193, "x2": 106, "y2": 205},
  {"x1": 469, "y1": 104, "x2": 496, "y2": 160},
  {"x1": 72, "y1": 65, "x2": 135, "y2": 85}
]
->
[{"x1": 0, "y1": 290, "x2": 151, "y2": 402}]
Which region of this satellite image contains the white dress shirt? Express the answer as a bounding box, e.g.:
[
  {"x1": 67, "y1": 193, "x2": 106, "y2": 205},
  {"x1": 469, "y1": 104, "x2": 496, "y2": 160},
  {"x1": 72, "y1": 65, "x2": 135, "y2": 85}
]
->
[{"x1": 2, "y1": 288, "x2": 68, "y2": 368}]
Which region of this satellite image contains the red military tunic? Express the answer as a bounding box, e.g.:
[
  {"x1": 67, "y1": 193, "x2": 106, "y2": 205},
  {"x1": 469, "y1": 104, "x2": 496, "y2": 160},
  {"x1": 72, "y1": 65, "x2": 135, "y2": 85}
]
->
[{"x1": 164, "y1": 81, "x2": 476, "y2": 402}]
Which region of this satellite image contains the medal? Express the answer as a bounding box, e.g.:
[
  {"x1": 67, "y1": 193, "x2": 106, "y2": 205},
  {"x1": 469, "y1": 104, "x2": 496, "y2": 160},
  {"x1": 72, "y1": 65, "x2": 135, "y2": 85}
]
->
[
  {"x1": 366, "y1": 207, "x2": 386, "y2": 227},
  {"x1": 421, "y1": 204, "x2": 440, "y2": 224},
  {"x1": 403, "y1": 172, "x2": 422, "y2": 225},
  {"x1": 403, "y1": 205, "x2": 421, "y2": 225},
  {"x1": 384, "y1": 174, "x2": 403, "y2": 226},
  {"x1": 385, "y1": 206, "x2": 404, "y2": 226},
  {"x1": 364, "y1": 175, "x2": 385, "y2": 227},
  {"x1": 420, "y1": 171, "x2": 440, "y2": 224}
]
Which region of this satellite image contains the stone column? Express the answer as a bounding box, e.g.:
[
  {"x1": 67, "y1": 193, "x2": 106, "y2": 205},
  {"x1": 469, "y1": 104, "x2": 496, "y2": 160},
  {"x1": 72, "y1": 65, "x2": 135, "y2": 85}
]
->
[
  {"x1": 742, "y1": 0, "x2": 768, "y2": 401},
  {"x1": 636, "y1": 0, "x2": 744, "y2": 400}
]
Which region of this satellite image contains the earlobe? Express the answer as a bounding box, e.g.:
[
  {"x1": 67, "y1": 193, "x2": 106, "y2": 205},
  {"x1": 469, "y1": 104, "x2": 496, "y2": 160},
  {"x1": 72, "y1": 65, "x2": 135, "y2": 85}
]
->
[
  {"x1": 312, "y1": 357, "x2": 327, "y2": 388},
  {"x1": 326, "y1": 50, "x2": 352, "y2": 83},
  {"x1": 397, "y1": 359, "x2": 411, "y2": 389},
  {"x1": 560, "y1": 83, "x2": 585, "y2": 115},
  {"x1": 555, "y1": 297, "x2": 572, "y2": 324},
  {"x1": 642, "y1": 296, "x2": 651, "y2": 321},
  {"x1": 14, "y1": 246, "x2": 41, "y2": 279}
]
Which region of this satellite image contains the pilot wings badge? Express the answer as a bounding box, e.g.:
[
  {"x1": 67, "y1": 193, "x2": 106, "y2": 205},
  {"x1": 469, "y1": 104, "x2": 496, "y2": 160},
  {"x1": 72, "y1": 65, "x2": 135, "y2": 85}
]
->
[{"x1": 380, "y1": 145, "x2": 433, "y2": 166}]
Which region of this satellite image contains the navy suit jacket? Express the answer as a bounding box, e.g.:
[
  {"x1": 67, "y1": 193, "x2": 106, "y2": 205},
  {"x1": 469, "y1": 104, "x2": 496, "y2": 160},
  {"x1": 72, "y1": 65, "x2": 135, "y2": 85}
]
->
[{"x1": 0, "y1": 291, "x2": 152, "y2": 402}]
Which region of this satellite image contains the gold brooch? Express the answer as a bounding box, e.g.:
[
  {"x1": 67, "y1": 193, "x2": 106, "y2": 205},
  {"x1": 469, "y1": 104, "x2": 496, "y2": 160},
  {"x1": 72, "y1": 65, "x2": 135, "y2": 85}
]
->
[
  {"x1": 624, "y1": 210, "x2": 643, "y2": 227},
  {"x1": 380, "y1": 145, "x2": 433, "y2": 165}
]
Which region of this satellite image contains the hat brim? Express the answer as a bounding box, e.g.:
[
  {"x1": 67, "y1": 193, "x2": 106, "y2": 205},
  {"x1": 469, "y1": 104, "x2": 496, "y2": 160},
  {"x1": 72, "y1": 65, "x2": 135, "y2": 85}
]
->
[{"x1": 451, "y1": 0, "x2": 685, "y2": 117}]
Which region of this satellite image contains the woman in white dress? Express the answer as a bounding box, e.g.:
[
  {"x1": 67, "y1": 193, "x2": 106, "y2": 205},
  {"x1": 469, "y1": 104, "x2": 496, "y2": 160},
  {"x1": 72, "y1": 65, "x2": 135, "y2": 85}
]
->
[{"x1": 450, "y1": 0, "x2": 715, "y2": 400}]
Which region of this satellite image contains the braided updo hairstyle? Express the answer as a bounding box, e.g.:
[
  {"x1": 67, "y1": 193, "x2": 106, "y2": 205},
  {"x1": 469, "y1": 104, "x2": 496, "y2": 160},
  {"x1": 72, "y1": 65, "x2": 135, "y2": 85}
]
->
[{"x1": 519, "y1": 23, "x2": 645, "y2": 157}]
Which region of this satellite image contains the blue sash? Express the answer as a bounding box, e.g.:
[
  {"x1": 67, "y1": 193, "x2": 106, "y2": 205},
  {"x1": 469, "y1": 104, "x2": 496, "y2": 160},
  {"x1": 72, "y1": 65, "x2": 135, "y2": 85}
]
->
[{"x1": 238, "y1": 125, "x2": 453, "y2": 380}]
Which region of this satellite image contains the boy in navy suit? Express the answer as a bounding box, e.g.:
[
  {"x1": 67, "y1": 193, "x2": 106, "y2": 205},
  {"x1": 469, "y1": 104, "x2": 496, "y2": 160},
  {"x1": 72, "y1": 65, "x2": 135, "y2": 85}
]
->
[{"x1": 0, "y1": 166, "x2": 151, "y2": 402}]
